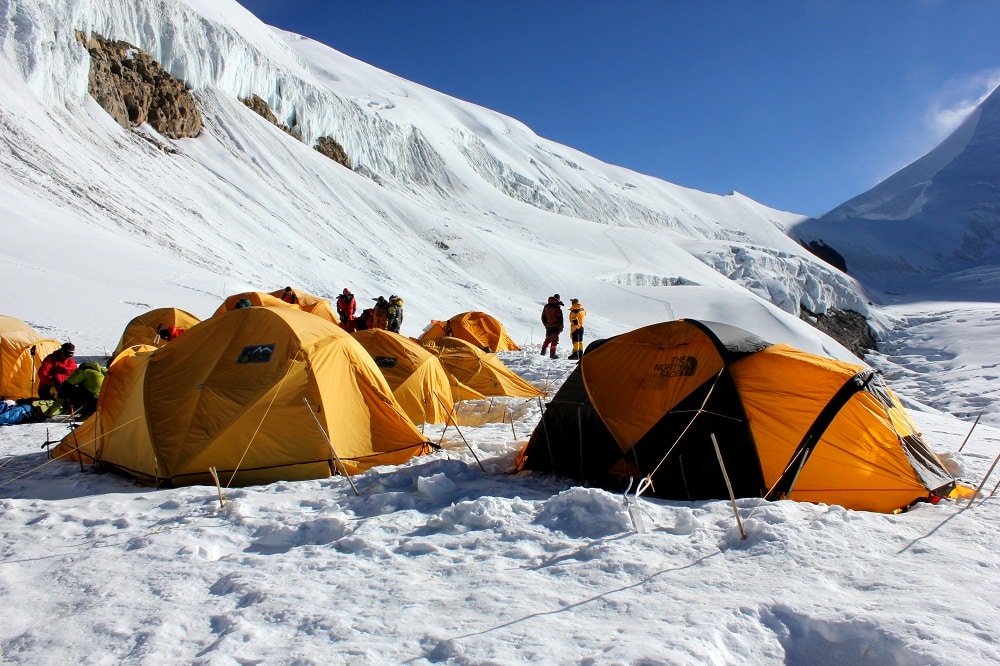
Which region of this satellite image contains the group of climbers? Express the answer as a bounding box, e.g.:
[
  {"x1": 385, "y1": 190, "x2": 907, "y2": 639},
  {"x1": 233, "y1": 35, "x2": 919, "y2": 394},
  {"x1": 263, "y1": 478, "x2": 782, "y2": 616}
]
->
[
  {"x1": 1, "y1": 341, "x2": 108, "y2": 426},
  {"x1": 342, "y1": 291, "x2": 403, "y2": 333},
  {"x1": 540, "y1": 294, "x2": 586, "y2": 361},
  {"x1": 229, "y1": 286, "x2": 405, "y2": 335}
]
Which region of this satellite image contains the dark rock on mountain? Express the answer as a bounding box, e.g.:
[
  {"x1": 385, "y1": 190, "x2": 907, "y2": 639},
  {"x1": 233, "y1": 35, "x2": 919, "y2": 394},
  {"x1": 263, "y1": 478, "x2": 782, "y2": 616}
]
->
[
  {"x1": 801, "y1": 240, "x2": 847, "y2": 273},
  {"x1": 241, "y1": 95, "x2": 350, "y2": 167},
  {"x1": 314, "y1": 136, "x2": 349, "y2": 168},
  {"x1": 800, "y1": 307, "x2": 877, "y2": 357},
  {"x1": 242, "y1": 94, "x2": 278, "y2": 125},
  {"x1": 77, "y1": 31, "x2": 202, "y2": 139}
]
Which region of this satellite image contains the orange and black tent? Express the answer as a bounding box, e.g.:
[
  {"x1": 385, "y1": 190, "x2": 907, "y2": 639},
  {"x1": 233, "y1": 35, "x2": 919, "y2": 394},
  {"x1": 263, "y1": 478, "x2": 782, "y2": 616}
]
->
[{"x1": 518, "y1": 319, "x2": 957, "y2": 513}]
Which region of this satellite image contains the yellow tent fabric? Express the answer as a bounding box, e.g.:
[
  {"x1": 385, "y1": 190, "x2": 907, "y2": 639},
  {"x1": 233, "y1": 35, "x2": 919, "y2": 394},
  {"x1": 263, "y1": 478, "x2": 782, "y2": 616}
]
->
[
  {"x1": 419, "y1": 311, "x2": 520, "y2": 352},
  {"x1": 111, "y1": 308, "x2": 202, "y2": 357},
  {"x1": 267, "y1": 288, "x2": 340, "y2": 324},
  {"x1": 53, "y1": 307, "x2": 429, "y2": 486},
  {"x1": 54, "y1": 345, "x2": 157, "y2": 469},
  {"x1": 520, "y1": 319, "x2": 956, "y2": 513},
  {"x1": 215, "y1": 291, "x2": 340, "y2": 326},
  {"x1": 421, "y1": 336, "x2": 544, "y2": 399},
  {"x1": 351, "y1": 329, "x2": 455, "y2": 424},
  {"x1": 0, "y1": 315, "x2": 61, "y2": 399}
]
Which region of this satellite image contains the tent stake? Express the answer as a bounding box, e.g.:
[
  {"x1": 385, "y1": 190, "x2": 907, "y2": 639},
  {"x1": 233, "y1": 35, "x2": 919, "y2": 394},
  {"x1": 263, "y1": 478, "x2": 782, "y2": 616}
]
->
[
  {"x1": 711, "y1": 433, "x2": 746, "y2": 540},
  {"x1": 966, "y1": 448, "x2": 1000, "y2": 509},
  {"x1": 303, "y1": 398, "x2": 359, "y2": 496},
  {"x1": 208, "y1": 466, "x2": 226, "y2": 509},
  {"x1": 433, "y1": 391, "x2": 485, "y2": 472},
  {"x1": 957, "y1": 409, "x2": 984, "y2": 452}
]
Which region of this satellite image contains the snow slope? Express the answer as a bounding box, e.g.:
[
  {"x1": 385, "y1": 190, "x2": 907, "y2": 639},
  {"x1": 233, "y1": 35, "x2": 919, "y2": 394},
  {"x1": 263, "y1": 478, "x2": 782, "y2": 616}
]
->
[{"x1": 1, "y1": 0, "x2": 865, "y2": 360}]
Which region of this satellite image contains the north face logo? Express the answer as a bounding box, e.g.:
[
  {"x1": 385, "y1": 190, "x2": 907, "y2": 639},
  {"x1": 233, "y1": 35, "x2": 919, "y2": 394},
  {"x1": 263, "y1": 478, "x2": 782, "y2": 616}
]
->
[{"x1": 654, "y1": 356, "x2": 698, "y2": 378}]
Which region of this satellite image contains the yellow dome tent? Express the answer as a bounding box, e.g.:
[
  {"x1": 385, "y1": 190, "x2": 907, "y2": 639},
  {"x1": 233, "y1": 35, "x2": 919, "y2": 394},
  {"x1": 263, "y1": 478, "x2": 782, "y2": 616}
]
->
[
  {"x1": 215, "y1": 290, "x2": 340, "y2": 326},
  {"x1": 111, "y1": 307, "x2": 202, "y2": 357},
  {"x1": 419, "y1": 311, "x2": 520, "y2": 352},
  {"x1": 0, "y1": 315, "x2": 61, "y2": 400},
  {"x1": 421, "y1": 336, "x2": 544, "y2": 399},
  {"x1": 267, "y1": 288, "x2": 341, "y2": 325},
  {"x1": 518, "y1": 319, "x2": 959, "y2": 514},
  {"x1": 53, "y1": 307, "x2": 430, "y2": 486},
  {"x1": 351, "y1": 329, "x2": 455, "y2": 425}
]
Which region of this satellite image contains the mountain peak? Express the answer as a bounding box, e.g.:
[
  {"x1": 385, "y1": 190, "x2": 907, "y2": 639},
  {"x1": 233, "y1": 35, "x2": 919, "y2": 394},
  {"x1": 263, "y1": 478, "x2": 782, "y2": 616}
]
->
[{"x1": 791, "y1": 84, "x2": 1000, "y2": 292}]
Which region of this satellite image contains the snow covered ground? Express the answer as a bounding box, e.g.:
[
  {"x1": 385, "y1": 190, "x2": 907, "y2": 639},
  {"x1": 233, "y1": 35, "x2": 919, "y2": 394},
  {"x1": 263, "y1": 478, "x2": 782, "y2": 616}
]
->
[
  {"x1": 2, "y1": 349, "x2": 999, "y2": 664},
  {"x1": 2, "y1": 0, "x2": 999, "y2": 662}
]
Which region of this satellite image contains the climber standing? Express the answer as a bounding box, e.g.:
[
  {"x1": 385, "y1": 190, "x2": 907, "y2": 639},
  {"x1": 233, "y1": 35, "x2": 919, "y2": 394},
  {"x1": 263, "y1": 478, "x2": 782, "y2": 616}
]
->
[
  {"x1": 540, "y1": 294, "x2": 564, "y2": 359},
  {"x1": 387, "y1": 295, "x2": 404, "y2": 333},
  {"x1": 336, "y1": 288, "x2": 357, "y2": 332},
  {"x1": 567, "y1": 298, "x2": 587, "y2": 360}
]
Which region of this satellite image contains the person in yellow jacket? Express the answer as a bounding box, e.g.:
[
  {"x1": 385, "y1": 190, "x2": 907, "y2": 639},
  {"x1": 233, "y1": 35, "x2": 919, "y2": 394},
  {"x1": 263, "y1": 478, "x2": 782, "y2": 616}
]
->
[{"x1": 568, "y1": 298, "x2": 587, "y2": 360}]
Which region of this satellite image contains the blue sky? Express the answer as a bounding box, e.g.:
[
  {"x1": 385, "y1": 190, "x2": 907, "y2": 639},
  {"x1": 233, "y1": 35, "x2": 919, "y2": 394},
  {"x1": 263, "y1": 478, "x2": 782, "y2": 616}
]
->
[{"x1": 234, "y1": 0, "x2": 999, "y2": 216}]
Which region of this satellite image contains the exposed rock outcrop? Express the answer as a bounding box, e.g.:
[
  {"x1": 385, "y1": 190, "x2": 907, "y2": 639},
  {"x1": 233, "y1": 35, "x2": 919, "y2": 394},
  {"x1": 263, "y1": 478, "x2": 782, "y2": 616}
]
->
[
  {"x1": 77, "y1": 31, "x2": 202, "y2": 139},
  {"x1": 800, "y1": 307, "x2": 877, "y2": 357},
  {"x1": 315, "y1": 136, "x2": 350, "y2": 168},
  {"x1": 801, "y1": 239, "x2": 847, "y2": 273},
  {"x1": 241, "y1": 95, "x2": 350, "y2": 168},
  {"x1": 242, "y1": 94, "x2": 279, "y2": 126}
]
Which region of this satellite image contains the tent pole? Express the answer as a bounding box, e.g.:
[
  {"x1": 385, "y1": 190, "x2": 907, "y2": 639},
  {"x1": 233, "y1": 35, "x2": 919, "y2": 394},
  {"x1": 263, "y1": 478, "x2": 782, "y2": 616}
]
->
[
  {"x1": 966, "y1": 448, "x2": 1000, "y2": 509},
  {"x1": 70, "y1": 424, "x2": 85, "y2": 472},
  {"x1": 537, "y1": 396, "x2": 556, "y2": 473},
  {"x1": 302, "y1": 398, "x2": 359, "y2": 496},
  {"x1": 711, "y1": 433, "x2": 746, "y2": 540},
  {"x1": 433, "y1": 392, "x2": 485, "y2": 472},
  {"x1": 577, "y1": 405, "x2": 585, "y2": 486},
  {"x1": 30, "y1": 345, "x2": 37, "y2": 396},
  {"x1": 957, "y1": 409, "x2": 984, "y2": 452}
]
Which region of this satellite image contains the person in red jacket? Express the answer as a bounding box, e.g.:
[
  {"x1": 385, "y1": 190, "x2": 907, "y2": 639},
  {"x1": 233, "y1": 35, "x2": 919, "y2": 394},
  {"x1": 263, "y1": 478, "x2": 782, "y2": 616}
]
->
[
  {"x1": 156, "y1": 324, "x2": 186, "y2": 342},
  {"x1": 540, "y1": 294, "x2": 564, "y2": 359},
  {"x1": 37, "y1": 342, "x2": 78, "y2": 399},
  {"x1": 336, "y1": 288, "x2": 357, "y2": 332}
]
